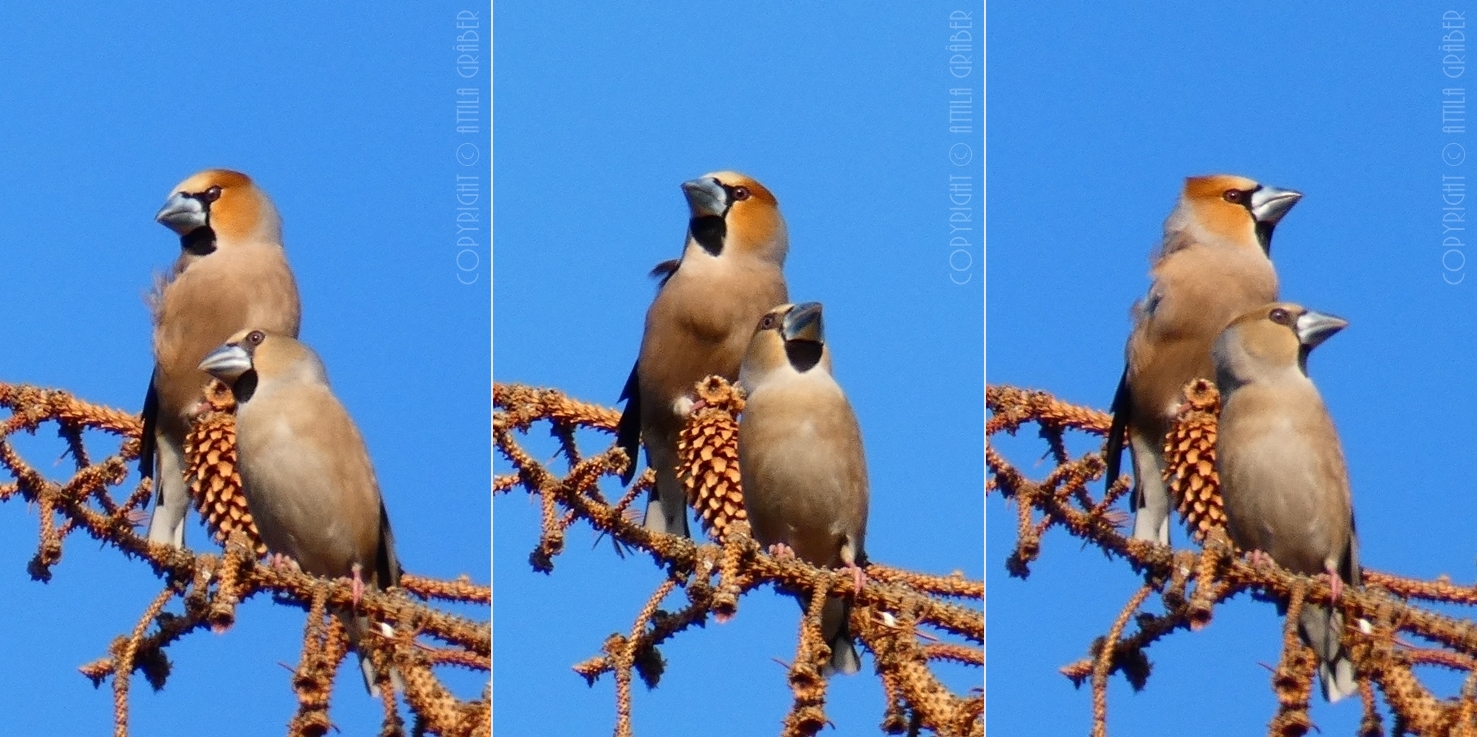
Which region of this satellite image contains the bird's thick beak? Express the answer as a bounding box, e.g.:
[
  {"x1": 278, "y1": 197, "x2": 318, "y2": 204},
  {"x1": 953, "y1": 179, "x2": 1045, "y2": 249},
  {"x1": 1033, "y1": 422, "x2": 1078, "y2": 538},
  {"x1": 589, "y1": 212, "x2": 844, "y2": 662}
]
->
[
  {"x1": 1249, "y1": 186, "x2": 1302, "y2": 225},
  {"x1": 681, "y1": 177, "x2": 727, "y2": 218},
  {"x1": 156, "y1": 192, "x2": 207, "y2": 234},
  {"x1": 1294, "y1": 309, "x2": 1348, "y2": 348},
  {"x1": 198, "y1": 344, "x2": 253, "y2": 380},
  {"x1": 783, "y1": 302, "x2": 825, "y2": 343}
]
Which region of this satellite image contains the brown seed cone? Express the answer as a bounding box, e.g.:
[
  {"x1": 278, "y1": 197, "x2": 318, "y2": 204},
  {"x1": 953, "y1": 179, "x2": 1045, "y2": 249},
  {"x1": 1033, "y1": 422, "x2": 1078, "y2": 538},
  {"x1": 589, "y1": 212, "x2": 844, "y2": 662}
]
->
[
  {"x1": 675, "y1": 376, "x2": 748, "y2": 542},
  {"x1": 1161, "y1": 379, "x2": 1224, "y2": 544},
  {"x1": 183, "y1": 380, "x2": 267, "y2": 556}
]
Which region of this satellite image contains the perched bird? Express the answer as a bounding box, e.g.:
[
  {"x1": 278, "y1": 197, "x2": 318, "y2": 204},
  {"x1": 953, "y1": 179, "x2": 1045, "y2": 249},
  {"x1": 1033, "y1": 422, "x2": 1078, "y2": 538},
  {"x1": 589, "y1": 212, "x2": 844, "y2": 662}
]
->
[
  {"x1": 738, "y1": 302, "x2": 868, "y2": 676},
  {"x1": 1104, "y1": 174, "x2": 1302, "y2": 545},
  {"x1": 616, "y1": 171, "x2": 789, "y2": 538},
  {"x1": 1213, "y1": 302, "x2": 1359, "y2": 702},
  {"x1": 198, "y1": 329, "x2": 400, "y2": 696},
  {"x1": 141, "y1": 169, "x2": 301, "y2": 549}
]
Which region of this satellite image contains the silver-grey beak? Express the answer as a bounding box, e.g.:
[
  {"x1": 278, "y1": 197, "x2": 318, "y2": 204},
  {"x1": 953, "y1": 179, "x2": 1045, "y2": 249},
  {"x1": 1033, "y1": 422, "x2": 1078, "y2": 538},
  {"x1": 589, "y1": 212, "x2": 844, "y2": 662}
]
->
[
  {"x1": 156, "y1": 192, "x2": 207, "y2": 234},
  {"x1": 1294, "y1": 309, "x2": 1348, "y2": 349},
  {"x1": 197, "y1": 344, "x2": 253, "y2": 380},
  {"x1": 782, "y1": 302, "x2": 824, "y2": 343},
  {"x1": 681, "y1": 177, "x2": 727, "y2": 218},
  {"x1": 1249, "y1": 185, "x2": 1302, "y2": 225}
]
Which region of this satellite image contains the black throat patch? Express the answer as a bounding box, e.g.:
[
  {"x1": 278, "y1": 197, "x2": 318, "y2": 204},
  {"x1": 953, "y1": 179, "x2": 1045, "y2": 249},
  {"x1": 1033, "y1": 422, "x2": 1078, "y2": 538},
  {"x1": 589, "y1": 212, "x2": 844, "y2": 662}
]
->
[
  {"x1": 181, "y1": 226, "x2": 217, "y2": 256},
  {"x1": 689, "y1": 215, "x2": 726, "y2": 257},
  {"x1": 784, "y1": 340, "x2": 823, "y2": 373},
  {"x1": 232, "y1": 370, "x2": 259, "y2": 404},
  {"x1": 1256, "y1": 221, "x2": 1276, "y2": 256}
]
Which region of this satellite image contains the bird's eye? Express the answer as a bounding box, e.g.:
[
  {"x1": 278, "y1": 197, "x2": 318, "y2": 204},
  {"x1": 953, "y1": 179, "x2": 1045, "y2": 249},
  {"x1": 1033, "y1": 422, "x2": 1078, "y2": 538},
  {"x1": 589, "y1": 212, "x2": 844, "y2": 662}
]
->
[
  {"x1": 1269, "y1": 308, "x2": 1291, "y2": 325},
  {"x1": 1223, "y1": 189, "x2": 1244, "y2": 204},
  {"x1": 247, "y1": 330, "x2": 265, "y2": 344},
  {"x1": 201, "y1": 185, "x2": 222, "y2": 203},
  {"x1": 732, "y1": 186, "x2": 751, "y2": 202},
  {"x1": 760, "y1": 314, "x2": 777, "y2": 330}
]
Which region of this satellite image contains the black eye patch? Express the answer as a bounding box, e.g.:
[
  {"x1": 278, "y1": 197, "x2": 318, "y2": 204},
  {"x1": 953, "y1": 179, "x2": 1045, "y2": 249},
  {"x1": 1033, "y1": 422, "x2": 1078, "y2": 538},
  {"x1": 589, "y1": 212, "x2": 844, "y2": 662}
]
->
[
  {"x1": 190, "y1": 185, "x2": 222, "y2": 204},
  {"x1": 1222, "y1": 186, "x2": 1258, "y2": 208}
]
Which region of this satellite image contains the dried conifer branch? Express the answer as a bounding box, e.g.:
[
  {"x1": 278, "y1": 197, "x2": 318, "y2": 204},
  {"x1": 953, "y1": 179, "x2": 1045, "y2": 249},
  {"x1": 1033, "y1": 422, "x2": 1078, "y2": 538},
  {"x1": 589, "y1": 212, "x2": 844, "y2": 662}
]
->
[
  {"x1": 988, "y1": 381, "x2": 1477, "y2": 736},
  {"x1": 495, "y1": 380, "x2": 983, "y2": 737},
  {"x1": 0, "y1": 382, "x2": 489, "y2": 737}
]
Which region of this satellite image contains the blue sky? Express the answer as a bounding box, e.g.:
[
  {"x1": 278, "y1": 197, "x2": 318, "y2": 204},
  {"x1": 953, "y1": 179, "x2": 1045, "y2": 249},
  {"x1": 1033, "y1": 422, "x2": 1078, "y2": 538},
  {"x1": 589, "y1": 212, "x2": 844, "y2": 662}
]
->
[
  {"x1": 0, "y1": 4, "x2": 488, "y2": 734},
  {"x1": 989, "y1": 3, "x2": 1477, "y2": 735},
  {"x1": 493, "y1": 3, "x2": 982, "y2": 736}
]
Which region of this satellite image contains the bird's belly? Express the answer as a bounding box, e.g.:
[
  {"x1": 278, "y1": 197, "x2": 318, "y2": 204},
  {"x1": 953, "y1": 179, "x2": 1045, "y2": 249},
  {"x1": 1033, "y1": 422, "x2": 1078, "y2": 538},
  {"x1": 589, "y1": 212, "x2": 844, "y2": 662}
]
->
[
  {"x1": 1222, "y1": 431, "x2": 1344, "y2": 575},
  {"x1": 236, "y1": 420, "x2": 364, "y2": 577},
  {"x1": 744, "y1": 423, "x2": 852, "y2": 567}
]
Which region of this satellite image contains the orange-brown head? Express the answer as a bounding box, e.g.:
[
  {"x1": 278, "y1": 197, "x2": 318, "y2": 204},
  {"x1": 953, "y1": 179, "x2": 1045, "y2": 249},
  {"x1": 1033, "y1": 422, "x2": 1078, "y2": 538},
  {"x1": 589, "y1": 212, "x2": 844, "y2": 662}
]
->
[
  {"x1": 1166, "y1": 174, "x2": 1301, "y2": 256},
  {"x1": 156, "y1": 169, "x2": 283, "y2": 250},
  {"x1": 681, "y1": 171, "x2": 787, "y2": 266}
]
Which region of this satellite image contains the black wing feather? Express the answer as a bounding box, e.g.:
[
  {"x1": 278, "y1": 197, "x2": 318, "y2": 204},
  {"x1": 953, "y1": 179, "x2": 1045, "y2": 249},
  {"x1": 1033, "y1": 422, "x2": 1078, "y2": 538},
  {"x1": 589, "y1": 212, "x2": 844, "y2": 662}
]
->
[
  {"x1": 613, "y1": 257, "x2": 679, "y2": 485},
  {"x1": 615, "y1": 362, "x2": 643, "y2": 485},
  {"x1": 139, "y1": 377, "x2": 159, "y2": 489},
  {"x1": 1104, "y1": 367, "x2": 1131, "y2": 496},
  {"x1": 377, "y1": 501, "x2": 402, "y2": 587},
  {"x1": 650, "y1": 258, "x2": 680, "y2": 287}
]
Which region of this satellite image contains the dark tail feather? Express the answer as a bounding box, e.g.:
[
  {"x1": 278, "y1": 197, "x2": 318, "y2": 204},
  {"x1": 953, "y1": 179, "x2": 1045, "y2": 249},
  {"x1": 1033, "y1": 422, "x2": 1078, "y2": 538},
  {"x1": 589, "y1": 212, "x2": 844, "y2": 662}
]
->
[
  {"x1": 376, "y1": 501, "x2": 401, "y2": 588},
  {"x1": 1104, "y1": 367, "x2": 1131, "y2": 495},
  {"x1": 139, "y1": 378, "x2": 159, "y2": 484},
  {"x1": 349, "y1": 615, "x2": 405, "y2": 698},
  {"x1": 1298, "y1": 603, "x2": 1359, "y2": 703},
  {"x1": 616, "y1": 362, "x2": 642, "y2": 485},
  {"x1": 820, "y1": 596, "x2": 860, "y2": 677}
]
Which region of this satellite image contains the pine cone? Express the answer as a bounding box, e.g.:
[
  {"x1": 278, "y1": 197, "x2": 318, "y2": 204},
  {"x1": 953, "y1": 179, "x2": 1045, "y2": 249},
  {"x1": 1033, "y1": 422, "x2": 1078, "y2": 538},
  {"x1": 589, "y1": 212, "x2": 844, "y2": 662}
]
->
[
  {"x1": 1161, "y1": 379, "x2": 1224, "y2": 543},
  {"x1": 675, "y1": 376, "x2": 748, "y2": 541},
  {"x1": 184, "y1": 380, "x2": 266, "y2": 556}
]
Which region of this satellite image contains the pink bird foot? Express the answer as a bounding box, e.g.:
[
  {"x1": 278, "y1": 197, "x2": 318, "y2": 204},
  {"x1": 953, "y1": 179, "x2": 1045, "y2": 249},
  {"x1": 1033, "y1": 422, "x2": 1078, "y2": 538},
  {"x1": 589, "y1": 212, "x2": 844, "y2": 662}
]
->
[
  {"x1": 1247, "y1": 549, "x2": 1274, "y2": 569},
  {"x1": 351, "y1": 562, "x2": 365, "y2": 608},
  {"x1": 125, "y1": 509, "x2": 149, "y2": 528},
  {"x1": 767, "y1": 543, "x2": 796, "y2": 561},
  {"x1": 672, "y1": 395, "x2": 705, "y2": 418},
  {"x1": 184, "y1": 397, "x2": 211, "y2": 421},
  {"x1": 1325, "y1": 568, "x2": 1343, "y2": 602},
  {"x1": 846, "y1": 563, "x2": 867, "y2": 595}
]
